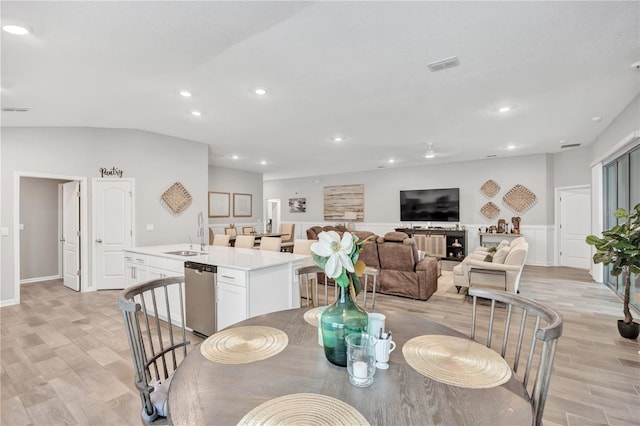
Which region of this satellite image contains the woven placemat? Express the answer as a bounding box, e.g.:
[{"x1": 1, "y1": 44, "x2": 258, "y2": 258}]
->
[
  {"x1": 402, "y1": 335, "x2": 511, "y2": 389},
  {"x1": 237, "y1": 393, "x2": 370, "y2": 426},
  {"x1": 303, "y1": 307, "x2": 322, "y2": 326},
  {"x1": 200, "y1": 326, "x2": 288, "y2": 364}
]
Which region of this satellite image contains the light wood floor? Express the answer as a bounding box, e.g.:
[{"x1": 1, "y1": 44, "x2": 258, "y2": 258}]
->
[{"x1": 1, "y1": 266, "x2": 639, "y2": 425}]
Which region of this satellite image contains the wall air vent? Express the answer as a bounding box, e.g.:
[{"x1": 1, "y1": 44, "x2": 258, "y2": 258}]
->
[
  {"x1": 486, "y1": 154, "x2": 497, "y2": 158},
  {"x1": 1, "y1": 107, "x2": 31, "y2": 112},
  {"x1": 560, "y1": 143, "x2": 581, "y2": 149},
  {"x1": 428, "y1": 56, "x2": 460, "y2": 72}
]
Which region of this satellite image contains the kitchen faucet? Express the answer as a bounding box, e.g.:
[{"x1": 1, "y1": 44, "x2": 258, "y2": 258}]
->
[{"x1": 197, "y1": 212, "x2": 206, "y2": 252}]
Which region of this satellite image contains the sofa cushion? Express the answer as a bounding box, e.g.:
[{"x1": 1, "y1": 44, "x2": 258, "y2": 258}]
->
[
  {"x1": 493, "y1": 246, "x2": 510, "y2": 264},
  {"x1": 378, "y1": 242, "x2": 415, "y2": 272},
  {"x1": 497, "y1": 240, "x2": 510, "y2": 250}
]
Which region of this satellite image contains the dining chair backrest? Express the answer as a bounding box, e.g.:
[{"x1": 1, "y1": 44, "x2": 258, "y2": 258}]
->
[
  {"x1": 260, "y1": 236, "x2": 282, "y2": 252},
  {"x1": 234, "y1": 235, "x2": 255, "y2": 249},
  {"x1": 224, "y1": 227, "x2": 237, "y2": 238},
  {"x1": 279, "y1": 223, "x2": 295, "y2": 243},
  {"x1": 293, "y1": 239, "x2": 315, "y2": 255},
  {"x1": 118, "y1": 276, "x2": 190, "y2": 423},
  {"x1": 469, "y1": 288, "x2": 563, "y2": 426},
  {"x1": 242, "y1": 226, "x2": 255, "y2": 235},
  {"x1": 208, "y1": 228, "x2": 215, "y2": 245},
  {"x1": 213, "y1": 234, "x2": 231, "y2": 247}
]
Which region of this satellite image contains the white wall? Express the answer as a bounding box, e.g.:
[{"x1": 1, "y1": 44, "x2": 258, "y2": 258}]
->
[
  {"x1": 265, "y1": 153, "x2": 553, "y2": 225},
  {"x1": 1, "y1": 127, "x2": 208, "y2": 305},
  {"x1": 265, "y1": 153, "x2": 559, "y2": 265},
  {"x1": 590, "y1": 94, "x2": 640, "y2": 163},
  {"x1": 208, "y1": 166, "x2": 263, "y2": 230},
  {"x1": 553, "y1": 145, "x2": 592, "y2": 188},
  {"x1": 19, "y1": 178, "x2": 68, "y2": 280}
]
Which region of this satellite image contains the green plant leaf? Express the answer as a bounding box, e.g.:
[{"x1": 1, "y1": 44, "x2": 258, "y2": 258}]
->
[{"x1": 614, "y1": 208, "x2": 629, "y2": 219}]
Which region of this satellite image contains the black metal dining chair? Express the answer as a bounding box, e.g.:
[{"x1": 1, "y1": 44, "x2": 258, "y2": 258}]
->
[
  {"x1": 118, "y1": 276, "x2": 190, "y2": 424},
  {"x1": 469, "y1": 288, "x2": 563, "y2": 426}
]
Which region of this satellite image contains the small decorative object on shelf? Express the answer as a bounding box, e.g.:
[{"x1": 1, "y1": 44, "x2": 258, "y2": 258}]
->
[
  {"x1": 511, "y1": 216, "x2": 521, "y2": 234},
  {"x1": 497, "y1": 219, "x2": 506, "y2": 233},
  {"x1": 452, "y1": 239, "x2": 462, "y2": 248},
  {"x1": 311, "y1": 231, "x2": 373, "y2": 367}
]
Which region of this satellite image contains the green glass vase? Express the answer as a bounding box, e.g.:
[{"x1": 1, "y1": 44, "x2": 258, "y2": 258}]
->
[{"x1": 320, "y1": 277, "x2": 368, "y2": 367}]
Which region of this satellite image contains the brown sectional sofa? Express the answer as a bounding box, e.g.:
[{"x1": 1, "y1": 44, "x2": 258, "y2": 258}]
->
[{"x1": 306, "y1": 227, "x2": 438, "y2": 301}]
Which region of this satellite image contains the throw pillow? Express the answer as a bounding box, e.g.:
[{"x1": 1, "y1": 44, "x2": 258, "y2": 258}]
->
[
  {"x1": 493, "y1": 246, "x2": 510, "y2": 264},
  {"x1": 497, "y1": 240, "x2": 510, "y2": 250},
  {"x1": 487, "y1": 246, "x2": 497, "y2": 253},
  {"x1": 484, "y1": 254, "x2": 494, "y2": 262}
]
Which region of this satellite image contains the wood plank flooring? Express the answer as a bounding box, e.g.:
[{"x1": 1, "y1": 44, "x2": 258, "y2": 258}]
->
[{"x1": 1, "y1": 266, "x2": 638, "y2": 425}]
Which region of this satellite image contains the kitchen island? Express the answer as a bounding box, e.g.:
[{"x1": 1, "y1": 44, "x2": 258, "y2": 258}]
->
[{"x1": 124, "y1": 244, "x2": 308, "y2": 333}]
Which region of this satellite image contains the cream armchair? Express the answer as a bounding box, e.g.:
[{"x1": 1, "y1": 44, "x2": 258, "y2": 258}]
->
[{"x1": 453, "y1": 240, "x2": 528, "y2": 293}]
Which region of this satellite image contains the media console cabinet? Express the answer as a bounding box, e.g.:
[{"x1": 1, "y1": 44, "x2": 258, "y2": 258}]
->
[{"x1": 395, "y1": 228, "x2": 467, "y2": 261}]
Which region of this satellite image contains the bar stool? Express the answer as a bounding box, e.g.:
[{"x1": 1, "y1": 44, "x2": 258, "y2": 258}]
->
[
  {"x1": 296, "y1": 264, "x2": 325, "y2": 307},
  {"x1": 360, "y1": 267, "x2": 379, "y2": 309}
]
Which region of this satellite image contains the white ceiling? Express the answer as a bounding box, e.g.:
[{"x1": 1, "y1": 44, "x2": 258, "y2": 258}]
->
[{"x1": 2, "y1": 1, "x2": 639, "y2": 181}]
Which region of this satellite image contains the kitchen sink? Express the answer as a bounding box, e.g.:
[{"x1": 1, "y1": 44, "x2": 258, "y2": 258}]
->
[{"x1": 164, "y1": 250, "x2": 204, "y2": 257}]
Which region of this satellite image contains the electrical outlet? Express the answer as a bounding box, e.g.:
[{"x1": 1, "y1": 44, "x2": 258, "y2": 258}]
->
[
  {"x1": 19, "y1": 224, "x2": 25, "y2": 231},
  {"x1": 146, "y1": 224, "x2": 154, "y2": 231},
  {"x1": 1, "y1": 227, "x2": 8, "y2": 236}
]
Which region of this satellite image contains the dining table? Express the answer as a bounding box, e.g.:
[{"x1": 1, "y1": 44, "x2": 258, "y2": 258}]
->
[{"x1": 167, "y1": 307, "x2": 532, "y2": 425}]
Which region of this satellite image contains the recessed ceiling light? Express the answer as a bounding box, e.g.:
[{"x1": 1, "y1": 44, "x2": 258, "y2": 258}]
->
[
  {"x1": 2, "y1": 24, "x2": 31, "y2": 35},
  {"x1": 498, "y1": 106, "x2": 512, "y2": 113},
  {"x1": 180, "y1": 91, "x2": 192, "y2": 97},
  {"x1": 260, "y1": 160, "x2": 267, "y2": 165},
  {"x1": 231, "y1": 155, "x2": 239, "y2": 160},
  {"x1": 559, "y1": 139, "x2": 566, "y2": 144},
  {"x1": 388, "y1": 158, "x2": 395, "y2": 163},
  {"x1": 592, "y1": 116, "x2": 602, "y2": 122},
  {"x1": 507, "y1": 144, "x2": 516, "y2": 150},
  {"x1": 333, "y1": 136, "x2": 344, "y2": 143},
  {"x1": 254, "y1": 88, "x2": 267, "y2": 96},
  {"x1": 191, "y1": 111, "x2": 202, "y2": 116}
]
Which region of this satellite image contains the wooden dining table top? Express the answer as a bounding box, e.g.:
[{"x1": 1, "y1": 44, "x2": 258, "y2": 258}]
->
[{"x1": 167, "y1": 307, "x2": 532, "y2": 425}]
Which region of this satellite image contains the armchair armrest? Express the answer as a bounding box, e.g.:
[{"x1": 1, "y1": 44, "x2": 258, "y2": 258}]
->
[{"x1": 416, "y1": 257, "x2": 437, "y2": 271}]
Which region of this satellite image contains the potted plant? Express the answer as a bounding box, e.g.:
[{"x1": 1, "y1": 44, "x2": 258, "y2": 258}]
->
[{"x1": 586, "y1": 203, "x2": 640, "y2": 339}]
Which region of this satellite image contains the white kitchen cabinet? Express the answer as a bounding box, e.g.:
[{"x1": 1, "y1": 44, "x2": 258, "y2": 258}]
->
[
  {"x1": 124, "y1": 254, "x2": 147, "y2": 288},
  {"x1": 216, "y1": 281, "x2": 247, "y2": 331}
]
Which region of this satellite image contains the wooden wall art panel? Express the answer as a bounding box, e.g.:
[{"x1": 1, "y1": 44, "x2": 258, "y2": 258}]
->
[{"x1": 323, "y1": 184, "x2": 365, "y2": 221}]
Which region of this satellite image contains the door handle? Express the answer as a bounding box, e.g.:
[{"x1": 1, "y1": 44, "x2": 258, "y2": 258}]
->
[
  {"x1": 96, "y1": 239, "x2": 103, "y2": 244},
  {"x1": 60, "y1": 238, "x2": 65, "y2": 242}
]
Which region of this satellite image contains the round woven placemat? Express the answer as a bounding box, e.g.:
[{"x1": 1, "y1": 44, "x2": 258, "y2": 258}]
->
[
  {"x1": 303, "y1": 307, "x2": 322, "y2": 326},
  {"x1": 237, "y1": 393, "x2": 370, "y2": 426},
  {"x1": 200, "y1": 326, "x2": 288, "y2": 364},
  {"x1": 402, "y1": 335, "x2": 511, "y2": 389}
]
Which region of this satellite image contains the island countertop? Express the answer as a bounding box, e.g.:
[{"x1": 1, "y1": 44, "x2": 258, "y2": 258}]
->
[{"x1": 125, "y1": 244, "x2": 309, "y2": 271}]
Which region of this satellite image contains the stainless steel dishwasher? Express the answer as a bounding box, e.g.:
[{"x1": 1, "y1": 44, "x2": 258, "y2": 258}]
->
[{"x1": 184, "y1": 261, "x2": 217, "y2": 337}]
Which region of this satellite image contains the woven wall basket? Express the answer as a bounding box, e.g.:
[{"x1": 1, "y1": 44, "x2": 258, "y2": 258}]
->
[
  {"x1": 503, "y1": 184, "x2": 537, "y2": 213},
  {"x1": 161, "y1": 182, "x2": 192, "y2": 214}
]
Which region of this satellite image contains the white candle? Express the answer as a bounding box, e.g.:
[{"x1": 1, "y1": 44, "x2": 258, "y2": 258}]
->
[{"x1": 353, "y1": 361, "x2": 368, "y2": 379}]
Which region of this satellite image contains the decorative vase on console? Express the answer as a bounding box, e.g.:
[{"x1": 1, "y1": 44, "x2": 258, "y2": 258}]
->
[{"x1": 311, "y1": 231, "x2": 372, "y2": 366}]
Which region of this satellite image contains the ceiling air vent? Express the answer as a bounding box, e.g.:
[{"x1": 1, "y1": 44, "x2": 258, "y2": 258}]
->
[
  {"x1": 560, "y1": 143, "x2": 581, "y2": 149},
  {"x1": 2, "y1": 107, "x2": 31, "y2": 112},
  {"x1": 428, "y1": 56, "x2": 460, "y2": 72}
]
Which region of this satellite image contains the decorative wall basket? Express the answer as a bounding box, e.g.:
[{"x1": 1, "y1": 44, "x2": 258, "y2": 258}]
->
[
  {"x1": 480, "y1": 180, "x2": 500, "y2": 198},
  {"x1": 480, "y1": 202, "x2": 500, "y2": 219},
  {"x1": 502, "y1": 184, "x2": 537, "y2": 213},
  {"x1": 161, "y1": 182, "x2": 192, "y2": 214}
]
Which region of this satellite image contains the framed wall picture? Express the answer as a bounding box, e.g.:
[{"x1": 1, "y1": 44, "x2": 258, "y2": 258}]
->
[
  {"x1": 233, "y1": 193, "x2": 252, "y2": 217},
  {"x1": 289, "y1": 197, "x2": 306, "y2": 213},
  {"x1": 208, "y1": 192, "x2": 230, "y2": 217}
]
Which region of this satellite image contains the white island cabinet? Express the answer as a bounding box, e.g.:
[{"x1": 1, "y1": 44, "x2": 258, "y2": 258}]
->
[{"x1": 123, "y1": 244, "x2": 307, "y2": 333}]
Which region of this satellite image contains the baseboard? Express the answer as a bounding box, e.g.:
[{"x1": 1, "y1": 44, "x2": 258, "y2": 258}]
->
[
  {"x1": 0, "y1": 298, "x2": 18, "y2": 307},
  {"x1": 20, "y1": 275, "x2": 61, "y2": 284}
]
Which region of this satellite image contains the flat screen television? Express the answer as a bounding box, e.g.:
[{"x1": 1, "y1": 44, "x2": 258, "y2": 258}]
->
[{"x1": 400, "y1": 188, "x2": 460, "y2": 222}]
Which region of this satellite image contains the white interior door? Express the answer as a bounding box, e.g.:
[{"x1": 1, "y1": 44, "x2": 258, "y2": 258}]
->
[
  {"x1": 560, "y1": 188, "x2": 591, "y2": 269},
  {"x1": 266, "y1": 199, "x2": 281, "y2": 233},
  {"x1": 62, "y1": 181, "x2": 81, "y2": 291},
  {"x1": 94, "y1": 179, "x2": 133, "y2": 290}
]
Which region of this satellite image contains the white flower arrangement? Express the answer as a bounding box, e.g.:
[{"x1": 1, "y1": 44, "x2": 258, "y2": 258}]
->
[{"x1": 310, "y1": 231, "x2": 372, "y2": 294}]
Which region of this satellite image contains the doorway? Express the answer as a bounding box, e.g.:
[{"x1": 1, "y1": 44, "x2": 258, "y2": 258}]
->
[
  {"x1": 266, "y1": 199, "x2": 281, "y2": 234},
  {"x1": 556, "y1": 185, "x2": 591, "y2": 269},
  {"x1": 13, "y1": 172, "x2": 90, "y2": 304}
]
